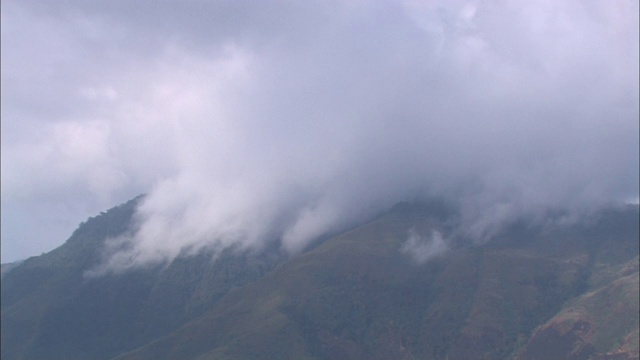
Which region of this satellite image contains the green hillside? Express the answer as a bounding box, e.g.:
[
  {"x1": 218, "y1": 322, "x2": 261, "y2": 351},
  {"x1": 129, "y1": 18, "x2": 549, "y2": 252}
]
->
[
  {"x1": 2, "y1": 200, "x2": 638, "y2": 360},
  {"x1": 1, "y1": 197, "x2": 285, "y2": 360}
]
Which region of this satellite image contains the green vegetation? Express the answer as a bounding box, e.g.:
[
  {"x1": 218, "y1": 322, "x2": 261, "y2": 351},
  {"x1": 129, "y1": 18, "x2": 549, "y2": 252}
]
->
[
  {"x1": 1, "y1": 196, "x2": 284, "y2": 360},
  {"x1": 2, "y1": 200, "x2": 638, "y2": 360}
]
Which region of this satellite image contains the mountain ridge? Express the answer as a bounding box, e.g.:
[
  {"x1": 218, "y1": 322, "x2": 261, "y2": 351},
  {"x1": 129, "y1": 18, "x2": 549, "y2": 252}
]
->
[{"x1": 2, "y1": 199, "x2": 638, "y2": 360}]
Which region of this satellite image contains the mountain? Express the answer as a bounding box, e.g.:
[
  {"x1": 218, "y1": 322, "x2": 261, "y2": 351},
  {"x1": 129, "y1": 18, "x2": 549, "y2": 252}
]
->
[
  {"x1": 1, "y1": 261, "x2": 23, "y2": 279},
  {"x1": 2, "y1": 199, "x2": 638, "y2": 360},
  {"x1": 1, "y1": 197, "x2": 285, "y2": 360}
]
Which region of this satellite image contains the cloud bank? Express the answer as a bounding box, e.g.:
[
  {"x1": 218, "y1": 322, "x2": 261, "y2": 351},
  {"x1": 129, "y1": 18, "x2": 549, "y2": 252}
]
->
[{"x1": 2, "y1": 0, "x2": 638, "y2": 267}]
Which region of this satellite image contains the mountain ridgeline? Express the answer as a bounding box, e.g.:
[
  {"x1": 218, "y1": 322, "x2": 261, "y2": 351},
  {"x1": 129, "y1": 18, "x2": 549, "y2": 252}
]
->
[{"x1": 1, "y1": 197, "x2": 638, "y2": 360}]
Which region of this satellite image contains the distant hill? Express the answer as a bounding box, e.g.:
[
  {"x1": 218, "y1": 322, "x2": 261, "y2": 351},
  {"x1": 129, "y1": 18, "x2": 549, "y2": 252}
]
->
[
  {"x1": 1, "y1": 261, "x2": 23, "y2": 279},
  {"x1": 2, "y1": 198, "x2": 638, "y2": 360}
]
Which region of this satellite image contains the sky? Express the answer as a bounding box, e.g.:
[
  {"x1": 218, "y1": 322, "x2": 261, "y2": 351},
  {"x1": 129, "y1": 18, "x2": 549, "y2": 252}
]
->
[{"x1": 1, "y1": 0, "x2": 638, "y2": 267}]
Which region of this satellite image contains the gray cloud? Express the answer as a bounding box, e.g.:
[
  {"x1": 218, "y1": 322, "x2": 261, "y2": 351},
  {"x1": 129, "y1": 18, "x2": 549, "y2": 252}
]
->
[{"x1": 1, "y1": 0, "x2": 638, "y2": 267}]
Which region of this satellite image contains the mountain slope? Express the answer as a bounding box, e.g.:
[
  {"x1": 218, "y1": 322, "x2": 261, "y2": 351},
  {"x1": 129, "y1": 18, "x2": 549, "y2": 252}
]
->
[
  {"x1": 115, "y1": 204, "x2": 639, "y2": 360},
  {"x1": 515, "y1": 255, "x2": 639, "y2": 360},
  {"x1": 2, "y1": 200, "x2": 638, "y2": 360},
  {"x1": 1, "y1": 197, "x2": 285, "y2": 360}
]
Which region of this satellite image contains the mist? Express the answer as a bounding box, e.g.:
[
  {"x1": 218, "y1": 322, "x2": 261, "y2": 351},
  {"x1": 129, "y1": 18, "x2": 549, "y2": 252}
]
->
[
  {"x1": 2, "y1": 0, "x2": 638, "y2": 268},
  {"x1": 401, "y1": 229, "x2": 448, "y2": 264}
]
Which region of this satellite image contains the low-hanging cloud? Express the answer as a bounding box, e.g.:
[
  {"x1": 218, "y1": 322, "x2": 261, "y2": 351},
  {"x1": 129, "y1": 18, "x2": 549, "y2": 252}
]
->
[
  {"x1": 401, "y1": 229, "x2": 448, "y2": 264},
  {"x1": 2, "y1": 0, "x2": 638, "y2": 269}
]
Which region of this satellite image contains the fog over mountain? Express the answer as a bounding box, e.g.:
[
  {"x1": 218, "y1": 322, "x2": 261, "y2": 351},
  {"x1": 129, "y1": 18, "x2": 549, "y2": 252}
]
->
[{"x1": 1, "y1": 0, "x2": 638, "y2": 266}]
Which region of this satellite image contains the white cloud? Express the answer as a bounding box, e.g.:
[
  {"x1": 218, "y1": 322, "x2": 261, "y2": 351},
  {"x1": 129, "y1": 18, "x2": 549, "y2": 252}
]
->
[
  {"x1": 401, "y1": 229, "x2": 448, "y2": 264},
  {"x1": 1, "y1": 0, "x2": 638, "y2": 266}
]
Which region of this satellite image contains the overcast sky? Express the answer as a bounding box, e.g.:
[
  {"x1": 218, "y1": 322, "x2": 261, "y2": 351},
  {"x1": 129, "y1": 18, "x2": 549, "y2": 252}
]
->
[{"x1": 2, "y1": 0, "x2": 638, "y2": 266}]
